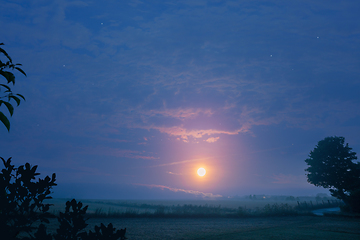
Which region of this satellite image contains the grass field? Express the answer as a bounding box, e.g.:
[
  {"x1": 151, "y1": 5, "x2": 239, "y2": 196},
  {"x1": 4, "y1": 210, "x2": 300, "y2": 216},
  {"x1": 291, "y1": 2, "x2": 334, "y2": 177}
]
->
[
  {"x1": 41, "y1": 216, "x2": 360, "y2": 240},
  {"x1": 37, "y1": 198, "x2": 359, "y2": 239},
  {"x1": 45, "y1": 197, "x2": 340, "y2": 217},
  {"x1": 47, "y1": 198, "x2": 302, "y2": 212}
]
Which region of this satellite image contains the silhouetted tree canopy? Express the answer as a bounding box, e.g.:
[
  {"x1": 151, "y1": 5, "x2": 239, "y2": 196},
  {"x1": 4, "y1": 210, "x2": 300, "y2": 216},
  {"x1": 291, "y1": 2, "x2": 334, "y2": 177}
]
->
[
  {"x1": 305, "y1": 136, "x2": 360, "y2": 212},
  {"x1": 1, "y1": 157, "x2": 127, "y2": 239},
  {"x1": 0, "y1": 43, "x2": 26, "y2": 131},
  {"x1": 0, "y1": 157, "x2": 57, "y2": 239}
]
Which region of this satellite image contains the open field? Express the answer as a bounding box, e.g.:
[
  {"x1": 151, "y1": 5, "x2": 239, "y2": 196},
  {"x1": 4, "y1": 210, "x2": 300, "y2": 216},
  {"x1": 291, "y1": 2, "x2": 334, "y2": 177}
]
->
[
  {"x1": 46, "y1": 198, "x2": 302, "y2": 212},
  {"x1": 45, "y1": 197, "x2": 340, "y2": 216},
  {"x1": 36, "y1": 198, "x2": 359, "y2": 239},
  {"x1": 16, "y1": 199, "x2": 357, "y2": 239},
  {"x1": 40, "y1": 216, "x2": 360, "y2": 240}
]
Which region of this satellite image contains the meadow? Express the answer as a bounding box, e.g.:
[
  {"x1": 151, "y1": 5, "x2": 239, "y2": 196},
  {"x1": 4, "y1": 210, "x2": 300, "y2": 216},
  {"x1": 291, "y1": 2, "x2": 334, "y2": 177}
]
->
[
  {"x1": 86, "y1": 216, "x2": 360, "y2": 240},
  {"x1": 46, "y1": 197, "x2": 341, "y2": 218},
  {"x1": 38, "y1": 215, "x2": 360, "y2": 240},
  {"x1": 38, "y1": 197, "x2": 360, "y2": 239}
]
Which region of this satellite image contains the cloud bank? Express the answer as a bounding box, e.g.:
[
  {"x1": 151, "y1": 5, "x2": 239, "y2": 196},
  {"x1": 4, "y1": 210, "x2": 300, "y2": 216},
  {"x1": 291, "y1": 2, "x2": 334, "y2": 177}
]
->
[{"x1": 134, "y1": 183, "x2": 223, "y2": 198}]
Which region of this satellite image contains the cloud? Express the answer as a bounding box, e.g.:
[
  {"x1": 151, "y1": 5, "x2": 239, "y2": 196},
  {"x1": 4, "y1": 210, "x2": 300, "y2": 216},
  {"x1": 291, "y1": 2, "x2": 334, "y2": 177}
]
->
[
  {"x1": 134, "y1": 183, "x2": 222, "y2": 198},
  {"x1": 150, "y1": 159, "x2": 199, "y2": 168},
  {"x1": 144, "y1": 108, "x2": 214, "y2": 120},
  {"x1": 7, "y1": 0, "x2": 358, "y2": 141},
  {"x1": 166, "y1": 171, "x2": 183, "y2": 175},
  {"x1": 130, "y1": 105, "x2": 287, "y2": 143},
  {"x1": 78, "y1": 147, "x2": 158, "y2": 160},
  {"x1": 149, "y1": 156, "x2": 218, "y2": 167},
  {"x1": 131, "y1": 155, "x2": 158, "y2": 160},
  {"x1": 205, "y1": 137, "x2": 220, "y2": 143},
  {"x1": 145, "y1": 125, "x2": 246, "y2": 142}
]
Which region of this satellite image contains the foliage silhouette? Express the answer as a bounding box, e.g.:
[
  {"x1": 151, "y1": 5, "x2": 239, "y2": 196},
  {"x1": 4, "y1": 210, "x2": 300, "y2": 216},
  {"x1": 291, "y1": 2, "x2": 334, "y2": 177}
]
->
[
  {"x1": 87, "y1": 223, "x2": 126, "y2": 240},
  {"x1": 54, "y1": 199, "x2": 127, "y2": 240},
  {"x1": 0, "y1": 157, "x2": 56, "y2": 239},
  {"x1": 0, "y1": 43, "x2": 26, "y2": 131},
  {"x1": 1, "y1": 157, "x2": 127, "y2": 240},
  {"x1": 305, "y1": 136, "x2": 360, "y2": 213},
  {"x1": 54, "y1": 199, "x2": 89, "y2": 240}
]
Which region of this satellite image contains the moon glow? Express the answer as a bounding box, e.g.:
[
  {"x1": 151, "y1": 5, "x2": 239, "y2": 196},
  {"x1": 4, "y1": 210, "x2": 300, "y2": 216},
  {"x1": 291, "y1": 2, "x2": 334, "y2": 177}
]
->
[{"x1": 197, "y1": 168, "x2": 206, "y2": 177}]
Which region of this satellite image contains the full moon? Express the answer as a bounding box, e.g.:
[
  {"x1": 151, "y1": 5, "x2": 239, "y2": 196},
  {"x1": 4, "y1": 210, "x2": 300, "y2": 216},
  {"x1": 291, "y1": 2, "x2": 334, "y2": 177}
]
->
[{"x1": 197, "y1": 167, "x2": 206, "y2": 177}]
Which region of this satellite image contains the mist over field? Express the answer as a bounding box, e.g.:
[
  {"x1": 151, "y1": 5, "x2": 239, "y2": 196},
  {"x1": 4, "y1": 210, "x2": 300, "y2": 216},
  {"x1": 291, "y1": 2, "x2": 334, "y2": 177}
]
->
[{"x1": 52, "y1": 182, "x2": 329, "y2": 200}]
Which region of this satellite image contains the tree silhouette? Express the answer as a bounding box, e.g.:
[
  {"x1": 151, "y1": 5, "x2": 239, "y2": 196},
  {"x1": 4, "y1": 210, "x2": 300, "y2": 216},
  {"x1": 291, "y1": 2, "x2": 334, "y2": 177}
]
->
[
  {"x1": 0, "y1": 157, "x2": 57, "y2": 239},
  {"x1": 305, "y1": 136, "x2": 360, "y2": 212},
  {"x1": 1, "y1": 157, "x2": 127, "y2": 239},
  {"x1": 0, "y1": 43, "x2": 26, "y2": 131}
]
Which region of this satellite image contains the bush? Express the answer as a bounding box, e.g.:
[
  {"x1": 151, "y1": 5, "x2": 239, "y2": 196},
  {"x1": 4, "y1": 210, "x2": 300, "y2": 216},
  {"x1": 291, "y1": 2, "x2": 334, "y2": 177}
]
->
[
  {"x1": 0, "y1": 157, "x2": 126, "y2": 240},
  {"x1": 0, "y1": 157, "x2": 56, "y2": 239}
]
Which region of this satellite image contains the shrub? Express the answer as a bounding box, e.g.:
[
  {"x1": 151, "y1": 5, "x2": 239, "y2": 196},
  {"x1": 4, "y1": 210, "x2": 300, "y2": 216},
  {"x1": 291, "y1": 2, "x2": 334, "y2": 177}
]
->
[
  {"x1": 0, "y1": 157, "x2": 126, "y2": 240},
  {"x1": 0, "y1": 157, "x2": 56, "y2": 239}
]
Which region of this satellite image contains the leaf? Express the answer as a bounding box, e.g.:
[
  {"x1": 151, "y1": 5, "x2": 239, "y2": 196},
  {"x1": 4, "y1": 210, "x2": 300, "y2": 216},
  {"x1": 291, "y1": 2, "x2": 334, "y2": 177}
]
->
[
  {"x1": 15, "y1": 67, "x2": 27, "y2": 76},
  {"x1": 0, "y1": 46, "x2": 12, "y2": 62},
  {"x1": 31, "y1": 165, "x2": 38, "y2": 173},
  {"x1": 2, "y1": 101, "x2": 14, "y2": 116},
  {"x1": 9, "y1": 95, "x2": 21, "y2": 106},
  {"x1": 16, "y1": 93, "x2": 26, "y2": 101},
  {"x1": 0, "y1": 84, "x2": 11, "y2": 91},
  {"x1": 0, "y1": 71, "x2": 15, "y2": 84},
  {"x1": 0, "y1": 111, "x2": 10, "y2": 131}
]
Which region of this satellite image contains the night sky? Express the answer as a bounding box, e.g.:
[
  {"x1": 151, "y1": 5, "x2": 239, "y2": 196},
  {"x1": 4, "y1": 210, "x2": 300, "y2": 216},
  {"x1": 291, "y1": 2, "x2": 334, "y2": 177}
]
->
[{"x1": 1, "y1": 0, "x2": 360, "y2": 199}]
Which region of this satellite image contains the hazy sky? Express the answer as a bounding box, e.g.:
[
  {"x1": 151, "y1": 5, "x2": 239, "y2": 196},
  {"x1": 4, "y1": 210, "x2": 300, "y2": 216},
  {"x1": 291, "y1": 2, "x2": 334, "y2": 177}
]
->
[{"x1": 1, "y1": 0, "x2": 360, "y2": 199}]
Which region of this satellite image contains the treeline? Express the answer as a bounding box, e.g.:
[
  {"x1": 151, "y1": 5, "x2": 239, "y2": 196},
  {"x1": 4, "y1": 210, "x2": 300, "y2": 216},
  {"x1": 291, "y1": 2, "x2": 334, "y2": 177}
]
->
[
  {"x1": 295, "y1": 200, "x2": 342, "y2": 211},
  {"x1": 243, "y1": 194, "x2": 336, "y2": 202},
  {"x1": 76, "y1": 201, "x2": 342, "y2": 218}
]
